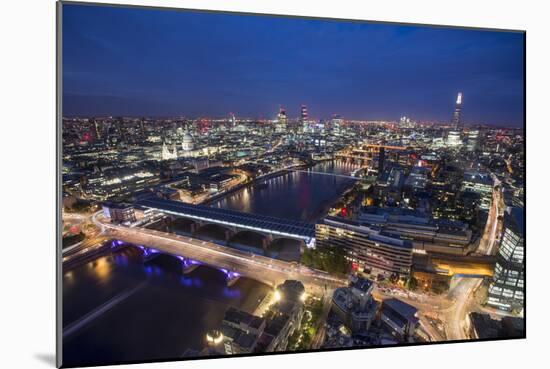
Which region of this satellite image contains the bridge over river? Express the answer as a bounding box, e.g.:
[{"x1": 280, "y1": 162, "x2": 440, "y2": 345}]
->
[{"x1": 98, "y1": 216, "x2": 345, "y2": 293}]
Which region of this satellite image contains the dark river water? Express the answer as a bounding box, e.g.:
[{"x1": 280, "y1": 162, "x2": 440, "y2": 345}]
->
[
  {"x1": 212, "y1": 160, "x2": 360, "y2": 222},
  {"x1": 63, "y1": 248, "x2": 270, "y2": 366},
  {"x1": 62, "y1": 160, "x2": 358, "y2": 366}
]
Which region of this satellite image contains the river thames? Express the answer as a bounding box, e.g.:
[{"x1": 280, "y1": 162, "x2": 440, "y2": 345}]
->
[{"x1": 63, "y1": 160, "x2": 359, "y2": 366}]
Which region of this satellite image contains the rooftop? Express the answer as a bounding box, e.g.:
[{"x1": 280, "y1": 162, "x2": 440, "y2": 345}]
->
[{"x1": 382, "y1": 298, "x2": 418, "y2": 324}]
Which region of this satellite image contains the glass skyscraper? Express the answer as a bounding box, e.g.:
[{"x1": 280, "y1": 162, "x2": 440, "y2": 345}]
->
[{"x1": 488, "y1": 207, "x2": 525, "y2": 312}]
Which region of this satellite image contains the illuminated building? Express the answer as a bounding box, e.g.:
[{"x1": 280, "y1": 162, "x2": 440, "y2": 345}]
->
[
  {"x1": 399, "y1": 115, "x2": 415, "y2": 128},
  {"x1": 461, "y1": 170, "x2": 493, "y2": 210},
  {"x1": 316, "y1": 216, "x2": 413, "y2": 276},
  {"x1": 181, "y1": 131, "x2": 194, "y2": 151},
  {"x1": 161, "y1": 141, "x2": 178, "y2": 160},
  {"x1": 218, "y1": 307, "x2": 266, "y2": 355},
  {"x1": 487, "y1": 207, "x2": 525, "y2": 312},
  {"x1": 452, "y1": 92, "x2": 463, "y2": 129},
  {"x1": 446, "y1": 129, "x2": 462, "y2": 147},
  {"x1": 331, "y1": 276, "x2": 377, "y2": 333},
  {"x1": 446, "y1": 92, "x2": 464, "y2": 147},
  {"x1": 466, "y1": 129, "x2": 480, "y2": 151},
  {"x1": 357, "y1": 207, "x2": 473, "y2": 256},
  {"x1": 276, "y1": 106, "x2": 287, "y2": 133},
  {"x1": 92, "y1": 118, "x2": 102, "y2": 140},
  {"x1": 300, "y1": 104, "x2": 310, "y2": 132},
  {"x1": 300, "y1": 104, "x2": 308, "y2": 122},
  {"x1": 102, "y1": 201, "x2": 136, "y2": 223}
]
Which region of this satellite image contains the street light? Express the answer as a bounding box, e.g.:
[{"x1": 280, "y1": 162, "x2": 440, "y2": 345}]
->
[{"x1": 206, "y1": 330, "x2": 224, "y2": 346}]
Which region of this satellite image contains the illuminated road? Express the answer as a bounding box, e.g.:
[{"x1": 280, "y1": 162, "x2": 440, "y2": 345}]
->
[
  {"x1": 92, "y1": 212, "x2": 345, "y2": 294},
  {"x1": 372, "y1": 287, "x2": 451, "y2": 341},
  {"x1": 443, "y1": 278, "x2": 482, "y2": 340},
  {"x1": 477, "y1": 176, "x2": 503, "y2": 256},
  {"x1": 438, "y1": 175, "x2": 503, "y2": 340}
]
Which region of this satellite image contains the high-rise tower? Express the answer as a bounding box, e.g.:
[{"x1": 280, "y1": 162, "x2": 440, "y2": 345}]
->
[
  {"x1": 300, "y1": 104, "x2": 308, "y2": 122},
  {"x1": 487, "y1": 207, "x2": 524, "y2": 312},
  {"x1": 276, "y1": 106, "x2": 287, "y2": 133},
  {"x1": 452, "y1": 92, "x2": 463, "y2": 129}
]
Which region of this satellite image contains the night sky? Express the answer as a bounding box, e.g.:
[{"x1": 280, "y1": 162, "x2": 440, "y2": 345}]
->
[{"x1": 62, "y1": 3, "x2": 524, "y2": 126}]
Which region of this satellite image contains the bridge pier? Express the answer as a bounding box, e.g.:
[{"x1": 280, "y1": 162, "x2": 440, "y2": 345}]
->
[
  {"x1": 223, "y1": 270, "x2": 241, "y2": 287},
  {"x1": 110, "y1": 240, "x2": 126, "y2": 251},
  {"x1": 178, "y1": 256, "x2": 201, "y2": 274},
  {"x1": 142, "y1": 247, "x2": 160, "y2": 263},
  {"x1": 224, "y1": 230, "x2": 235, "y2": 243},
  {"x1": 262, "y1": 234, "x2": 273, "y2": 252}
]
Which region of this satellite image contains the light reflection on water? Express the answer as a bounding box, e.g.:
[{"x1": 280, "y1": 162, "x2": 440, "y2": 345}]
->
[{"x1": 212, "y1": 160, "x2": 361, "y2": 222}]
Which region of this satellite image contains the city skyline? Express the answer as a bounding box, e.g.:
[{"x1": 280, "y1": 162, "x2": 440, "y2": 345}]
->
[
  {"x1": 63, "y1": 4, "x2": 524, "y2": 126},
  {"x1": 60, "y1": 3, "x2": 525, "y2": 367}
]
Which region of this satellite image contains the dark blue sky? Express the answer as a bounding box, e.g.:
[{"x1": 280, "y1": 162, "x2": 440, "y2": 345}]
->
[{"x1": 62, "y1": 3, "x2": 524, "y2": 126}]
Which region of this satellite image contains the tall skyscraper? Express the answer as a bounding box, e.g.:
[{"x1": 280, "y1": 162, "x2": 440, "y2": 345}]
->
[
  {"x1": 452, "y1": 92, "x2": 463, "y2": 129},
  {"x1": 300, "y1": 104, "x2": 308, "y2": 122},
  {"x1": 466, "y1": 129, "x2": 480, "y2": 151},
  {"x1": 92, "y1": 118, "x2": 102, "y2": 140},
  {"x1": 487, "y1": 207, "x2": 524, "y2": 312},
  {"x1": 276, "y1": 106, "x2": 287, "y2": 133},
  {"x1": 300, "y1": 104, "x2": 309, "y2": 133}
]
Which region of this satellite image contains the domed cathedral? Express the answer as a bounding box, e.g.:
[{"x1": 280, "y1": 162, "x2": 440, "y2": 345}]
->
[{"x1": 181, "y1": 131, "x2": 195, "y2": 152}]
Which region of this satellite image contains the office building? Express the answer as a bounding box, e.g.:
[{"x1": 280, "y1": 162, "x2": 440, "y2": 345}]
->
[
  {"x1": 331, "y1": 276, "x2": 378, "y2": 333},
  {"x1": 276, "y1": 106, "x2": 287, "y2": 133},
  {"x1": 357, "y1": 207, "x2": 473, "y2": 255},
  {"x1": 487, "y1": 207, "x2": 525, "y2": 311},
  {"x1": 446, "y1": 130, "x2": 462, "y2": 147},
  {"x1": 316, "y1": 216, "x2": 413, "y2": 276},
  {"x1": 102, "y1": 201, "x2": 136, "y2": 223},
  {"x1": 466, "y1": 129, "x2": 480, "y2": 151},
  {"x1": 380, "y1": 298, "x2": 419, "y2": 342},
  {"x1": 219, "y1": 307, "x2": 266, "y2": 355}
]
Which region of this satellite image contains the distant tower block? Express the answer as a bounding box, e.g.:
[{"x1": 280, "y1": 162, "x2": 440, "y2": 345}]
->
[{"x1": 276, "y1": 106, "x2": 287, "y2": 132}]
